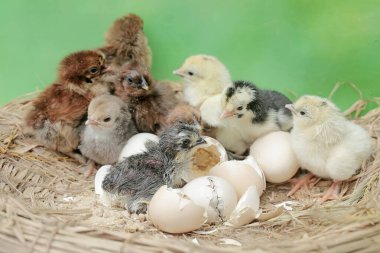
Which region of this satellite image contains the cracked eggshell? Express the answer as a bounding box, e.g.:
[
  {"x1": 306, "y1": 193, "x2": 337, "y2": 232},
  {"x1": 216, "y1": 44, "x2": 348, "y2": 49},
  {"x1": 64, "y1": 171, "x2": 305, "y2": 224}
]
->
[
  {"x1": 182, "y1": 136, "x2": 228, "y2": 183},
  {"x1": 228, "y1": 186, "x2": 260, "y2": 227},
  {"x1": 209, "y1": 156, "x2": 266, "y2": 197},
  {"x1": 250, "y1": 131, "x2": 299, "y2": 183},
  {"x1": 182, "y1": 176, "x2": 237, "y2": 224},
  {"x1": 94, "y1": 165, "x2": 111, "y2": 195},
  {"x1": 148, "y1": 185, "x2": 207, "y2": 234},
  {"x1": 118, "y1": 133, "x2": 159, "y2": 162}
]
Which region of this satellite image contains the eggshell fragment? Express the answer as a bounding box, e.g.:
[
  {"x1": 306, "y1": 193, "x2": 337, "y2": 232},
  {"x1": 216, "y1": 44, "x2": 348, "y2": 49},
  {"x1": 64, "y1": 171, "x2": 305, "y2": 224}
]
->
[
  {"x1": 118, "y1": 133, "x2": 159, "y2": 162},
  {"x1": 228, "y1": 186, "x2": 260, "y2": 227},
  {"x1": 250, "y1": 131, "x2": 299, "y2": 183},
  {"x1": 148, "y1": 186, "x2": 207, "y2": 234},
  {"x1": 182, "y1": 176, "x2": 237, "y2": 224},
  {"x1": 94, "y1": 165, "x2": 111, "y2": 195},
  {"x1": 209, "y1": 156, "x2": 266, "y2": 197},
  {"x1": 181, "y1": 136, "x2": 228, "y2": 183}
]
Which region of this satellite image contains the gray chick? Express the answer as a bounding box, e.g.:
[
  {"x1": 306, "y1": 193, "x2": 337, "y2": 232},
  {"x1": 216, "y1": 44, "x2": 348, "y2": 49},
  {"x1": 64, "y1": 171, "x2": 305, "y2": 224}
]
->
[
  {"x1": 102, "y1": 122, "x2": 206, "y2": 214},
  {"x1": 217, "y1": 80, "x2": 293, "y2": 154},
  {"x1": 79, "y1": 94, "x2": 138, "y2": 172}
]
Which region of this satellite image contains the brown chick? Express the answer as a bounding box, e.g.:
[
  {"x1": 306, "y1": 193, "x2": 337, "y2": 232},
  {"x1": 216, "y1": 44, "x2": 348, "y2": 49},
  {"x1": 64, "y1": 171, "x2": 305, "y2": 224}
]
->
[
  {"x1": 25, "y1": 50, "x2": 114, "y2": 163},
  {"x1": 100, "y1": 13, "x2": 152, "y2": 70}
]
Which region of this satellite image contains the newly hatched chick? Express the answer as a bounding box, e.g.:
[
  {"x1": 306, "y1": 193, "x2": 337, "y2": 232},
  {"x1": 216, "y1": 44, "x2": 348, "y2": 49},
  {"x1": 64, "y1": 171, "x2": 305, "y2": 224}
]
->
[
  {"x1": 24, "y1": 50, "x2": 113, "y2": 163},
  {"x1": 102, "y1": 122, "x2": 206, "y2": 213},
  {"x1": 115, "y1": 67, "x2": 197, "y2": 133},
  {"x1": 101, "y1": 13, "x2": 152, "y2": 69},
  {"x1": 202, "y1": 81, "x2": 292, "y2": 155},
  {"x1": 286, "y1": 95, "x2": 372, "y2": 201},
  {"x1": 173, "y1": 55, "x2": 232, "y2": 107},
  {"x1": 79, "y1": 94, "x2": 137, "y2": 168}
]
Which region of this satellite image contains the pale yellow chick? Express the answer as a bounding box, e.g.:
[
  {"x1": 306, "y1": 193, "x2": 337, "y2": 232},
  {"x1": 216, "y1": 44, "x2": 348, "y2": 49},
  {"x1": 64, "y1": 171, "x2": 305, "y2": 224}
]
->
[{"x1": 286, "y1": 95, "x2": 372, "y2": 202}]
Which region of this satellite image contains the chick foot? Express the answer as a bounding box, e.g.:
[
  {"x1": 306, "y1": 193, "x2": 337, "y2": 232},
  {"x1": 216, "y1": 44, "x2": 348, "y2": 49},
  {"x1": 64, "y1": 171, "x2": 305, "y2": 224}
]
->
[
  {"x1": 319, "y1": 181, "x2": 340, "y2": 203},
  {"x1": 287, "y1": 173, "x2": 315, "y2": 196},
  {"x1": 85, "y1": 160, "x2": 98, "y2": 178}
]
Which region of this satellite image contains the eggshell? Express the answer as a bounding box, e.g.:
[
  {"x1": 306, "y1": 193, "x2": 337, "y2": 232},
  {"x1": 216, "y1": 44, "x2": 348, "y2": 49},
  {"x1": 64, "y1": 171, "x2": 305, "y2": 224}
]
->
[
  {"x1": 209, "y1": 156, "x2": 266, "y2": 197},
  {"x1": 148, "y1": 186, "x2": 207, "y2": 234},
  {"x1": 94, "y1": 165, "x2": 111, "y2": 195},
  {"x1": 118, "y1": 133, "x2": 159, "y2": 162},
  {"x1": 250, "y1": 131, "x2": 299, "y2": 183},
  {"x1": 228, "y1": 186, "x2": 261, "y2": 227},
  {"x1": 182, "y1": 176, "x2": 237, "y2": 224},
  {"x1": 181, "y1": 136, "x2": 228, "y2": 183}
]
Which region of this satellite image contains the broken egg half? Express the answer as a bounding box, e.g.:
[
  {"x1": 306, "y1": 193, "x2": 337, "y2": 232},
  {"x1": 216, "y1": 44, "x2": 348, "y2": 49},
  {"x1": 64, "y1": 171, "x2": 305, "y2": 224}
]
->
[
  {"x1": 210, "y1": 156, "x2": 266, "y2": 197},
  {"x1": 118, "y1": 133, "x2": 159, "y2": 162},
  {"x1": 148, "y1": 185, "x2": 207, "y2": 233},
  {"x1": 182, "y1": 176, "x2": 237, "y2": 224},
  {"x1": 181, "y1": 136, "x2": 228, "y2": 183},
  {"x1": 250, "y1": 131, "x2": 299, "y2": 183}
]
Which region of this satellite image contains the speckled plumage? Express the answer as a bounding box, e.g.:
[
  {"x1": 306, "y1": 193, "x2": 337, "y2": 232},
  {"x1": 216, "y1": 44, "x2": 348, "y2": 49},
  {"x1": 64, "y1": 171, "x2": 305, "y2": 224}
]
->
[{"x1": 102, "y1": 122, "x2": 205, "y2": 213}]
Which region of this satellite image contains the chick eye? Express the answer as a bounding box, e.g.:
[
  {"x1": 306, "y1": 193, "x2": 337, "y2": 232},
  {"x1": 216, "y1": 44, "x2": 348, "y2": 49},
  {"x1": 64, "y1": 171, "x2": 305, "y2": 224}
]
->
[
  {"x1": 182, "y1": 139, "x2": 191, "y2": 146},
  {"x1": 299, "y1": 111, "x2": 306, "y2": 116},
  {"x1": 103, "y1": 117, "x2": 111, "y2": 122},
  {"x1": 237, "y1": 106, "x2": 243, "y2": 111},
  {"x1": 188, "y1": 71, "x2": 194, "y2": 76},
  {"x1": 89, "y1": 67, "x2": 98, "y2": 74},
  {"x1": 127, "y1": 77, "x2": 133, "y2": 83}
]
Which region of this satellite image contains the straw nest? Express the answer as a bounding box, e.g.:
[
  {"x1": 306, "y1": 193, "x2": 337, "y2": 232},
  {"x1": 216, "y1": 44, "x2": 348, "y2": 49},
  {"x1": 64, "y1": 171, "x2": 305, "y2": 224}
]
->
[{"x1": 0, "y1": 94, "x2": 380, "y2": 253}]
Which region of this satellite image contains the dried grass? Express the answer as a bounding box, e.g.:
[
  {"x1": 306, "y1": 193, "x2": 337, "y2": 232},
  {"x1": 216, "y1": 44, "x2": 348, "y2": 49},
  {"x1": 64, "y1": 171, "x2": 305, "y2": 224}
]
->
[{"x1": 0, "y1": 93, "x2": 380, "y2": 253}]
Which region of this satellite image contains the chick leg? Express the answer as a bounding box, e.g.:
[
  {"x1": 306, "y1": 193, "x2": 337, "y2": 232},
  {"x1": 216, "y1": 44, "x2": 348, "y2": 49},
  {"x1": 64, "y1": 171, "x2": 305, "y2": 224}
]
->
[
  {"x1": 85, "y1": 160, "x2": 98, "y2": 178},
  {"x1": 319, "y1": 181, "x2": 340, "y2": 203},
  {"x1": 287, "y1": 173, "x2": 315, "y2": 196}
]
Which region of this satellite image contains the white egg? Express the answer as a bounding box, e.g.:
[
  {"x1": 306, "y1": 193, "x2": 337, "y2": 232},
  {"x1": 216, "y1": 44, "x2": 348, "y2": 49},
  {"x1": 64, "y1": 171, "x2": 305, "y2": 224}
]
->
[
  {"x1": 250, "y1": 131, "x2": 299, "y2": 183},
  {"x1": 209, "y1": 156, "x2": 266, "y2": 197},
  {"x1": 118, "y1": 133, "x2": 159, "y2": 162},
  {"x1": 182, "y1": 176, "x2": 237, "y2": 224},
  {"x1": 148, "y1": 185, "x2": 207, "y2": 234},
  {"x1": 228, "y1": 186, "x2": 261, "y2": 227},
  {"x1": 181, "y1": 136, "x2": 228, "y2": 183}
]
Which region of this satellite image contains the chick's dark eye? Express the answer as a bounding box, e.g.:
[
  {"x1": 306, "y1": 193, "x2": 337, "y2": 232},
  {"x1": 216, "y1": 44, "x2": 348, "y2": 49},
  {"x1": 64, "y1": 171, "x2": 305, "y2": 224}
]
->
[
  {"x1": 89, "y1": 67, "x2": 98, "y2": 73},
  {"x1": 300, "y1": 111, "x2": 306, "y2": 116},
  {"x1": 103, "y1": 117, "x2": 111, "y2": 122},
  {"x1": 127, "y1": 78, "x2": 133, "y2": 83},
  {"x1": 182, "y1": 139, "x2": 191, "y2": 146},
  {"x1": 237, "y1": 106, "x2": 243, "y2": 111},
  {"x1": 188, "y1": 71, "x2": 194, "y2": 76}
]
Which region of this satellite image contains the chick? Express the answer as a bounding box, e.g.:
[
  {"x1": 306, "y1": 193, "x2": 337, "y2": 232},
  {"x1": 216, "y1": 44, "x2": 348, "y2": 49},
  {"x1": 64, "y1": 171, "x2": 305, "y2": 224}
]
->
[
  {"x1": 102, "y1": 122, "x2": 206, "y2": 213},
  {"x1": 115, "y1": 67, "x2": 197, "y2": 133},
  {"x1": 202, "y1": 81, "x2": 292, "y2": 155},
  {"x1": 79, "y1": 94, "x2": 137, "y2": 169},
  {"x1": 101, "y1": 13, "x2": 152, "y2": 69},
  {"x1": 286, "y1": 95, "x2": 373, "y2": 202},
  {"x1": 24, "y1": 50, "x2": 113, "y2": 163},
  {"x1": 173, "y1": 55, "x2": 233, "y2": 107}
]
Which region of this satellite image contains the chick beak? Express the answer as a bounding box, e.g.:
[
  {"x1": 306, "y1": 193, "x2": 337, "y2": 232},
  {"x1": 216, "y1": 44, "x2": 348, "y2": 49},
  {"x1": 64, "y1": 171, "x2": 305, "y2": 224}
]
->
[
  {"x1": 285, "y1": 104, "x2": 296, "y2": 114},
  {"x1": 173, "y1": 69, "x2": 185, "y2": 77},
  {"x1": 141, "y1": 76, "x2": 149, "y2": 90},
  {"x1": 85, "y1": 119, "x2": 99, "y2": 126},
  {"x1": 220, "y1": 109, "x2": 235, "y2": 119},
  {"x1": 194, "y1": 138, "x2": 206, "y2": 146},
  {"x1": 103, "y1": 65, "x2": 112, "y2": 73}
]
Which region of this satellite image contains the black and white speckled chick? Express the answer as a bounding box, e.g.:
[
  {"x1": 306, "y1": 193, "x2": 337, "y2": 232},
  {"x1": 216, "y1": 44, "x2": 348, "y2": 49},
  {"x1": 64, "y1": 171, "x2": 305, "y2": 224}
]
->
[
  {"x1": 218, "y1": 81, "x2": 293, "y2": 154},
  {"x1": 79, "y1": 94, "x2": 138, "y2": 166},
  {"x1": 101, "y1": 122, "x2": 206, "y2": 214}
]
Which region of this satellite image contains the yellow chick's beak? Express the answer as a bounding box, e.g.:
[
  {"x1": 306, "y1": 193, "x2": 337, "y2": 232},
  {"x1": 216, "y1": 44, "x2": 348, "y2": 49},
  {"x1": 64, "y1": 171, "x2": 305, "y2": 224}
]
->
[
  {"x1": 285, "y1": 104, "x2": 296, "y2": 114},
  {"x1": 220, "y1": 109, "x2": 235, "y2": 119},
  {"x1": 86, "y1": 119, "x2": 100, "y2": 126},
  {"x1": 141, "y1": 76, "x2": 149, "y2": 90},
  {"x1": 173, "y1": 69, "x2": 185, "y2": 77}
]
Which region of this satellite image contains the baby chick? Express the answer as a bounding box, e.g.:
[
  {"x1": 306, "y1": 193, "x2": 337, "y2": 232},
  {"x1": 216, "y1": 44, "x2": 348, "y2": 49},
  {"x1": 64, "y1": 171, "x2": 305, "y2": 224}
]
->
[
  {"x1": 79, "y1": 94, "x2": 137, "y2": 169},
  {"x1": 286, "y1": 95, "x2": 372, "y2": 202},
  {"x1": 25, "y1": 50, "x2": 113, "y2": 163},
  {"x1": 102, "y1": 122, "x2": 206, "y2": 213},
  {"x1": 115, "y1": 67, "x2": 198, "y2": 133},
  {"x1": 173, "y1": 55, "x2": 232, "y2": 107},
  {"x1": 101, "y1": 13, "x2": 152, "y2": 69},
  {"x1": 202, "y1": 81, "x2": 293, "y2": 155}
]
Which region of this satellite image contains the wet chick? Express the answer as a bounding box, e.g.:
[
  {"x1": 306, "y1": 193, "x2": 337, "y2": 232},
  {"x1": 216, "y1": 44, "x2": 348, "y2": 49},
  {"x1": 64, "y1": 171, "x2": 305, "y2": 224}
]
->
[
  {"x1": 115, "y1": 67, "x2": 190, "y2": 133},
  {"x1": 24, "y1": 50, "x2": 113, "y2": 163},
  {"x1": 101, "y1": 13, "x2": 151, "y2": 69},
  {"x1": 204, "y1": 81, "x2": 292, "y2": 155},
  {"x1": 286, "y1": 95, "x2": 373, "y2": 202},
  {"x1": 79, "y1": 94, "x2": 137, "y2": 170},
  {"x1": 173, "y1": 55, "x2": 232, "y2": 108},
  {"x1": 102, "y1": 122, "x2": 206, "y2": 213}
]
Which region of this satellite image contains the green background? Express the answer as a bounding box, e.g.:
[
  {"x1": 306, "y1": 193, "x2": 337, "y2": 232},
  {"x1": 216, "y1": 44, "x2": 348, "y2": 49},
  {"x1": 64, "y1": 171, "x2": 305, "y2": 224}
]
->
[{"x1": 1, "y1": 0, "x2": 379, "y2": 111}]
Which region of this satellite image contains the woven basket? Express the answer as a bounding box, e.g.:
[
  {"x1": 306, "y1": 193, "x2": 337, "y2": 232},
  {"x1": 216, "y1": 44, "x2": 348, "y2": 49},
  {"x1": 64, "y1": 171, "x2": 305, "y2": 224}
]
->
[{"x1": 0, "y1": 95, "x2": 379, "y2": 253}]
